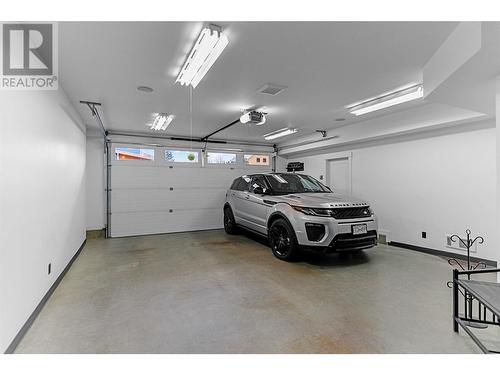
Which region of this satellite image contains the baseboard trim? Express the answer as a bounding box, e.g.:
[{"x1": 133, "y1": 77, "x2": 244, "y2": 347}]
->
[
  {"x1": 4, "y1": 239, "x2": 87, "y2": 354},
  {"x1": 388, "y1": 241, "x2": 497, "y2": 267}
]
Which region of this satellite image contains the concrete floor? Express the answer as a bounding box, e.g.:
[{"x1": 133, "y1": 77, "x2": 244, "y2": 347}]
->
[{"x1": 15, "y1": 229, "x2": 498, "y2": 353}]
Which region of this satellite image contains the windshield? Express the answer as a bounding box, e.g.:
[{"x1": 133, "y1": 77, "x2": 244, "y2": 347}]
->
[{"x1": 264, "y1": 174, "x2": 331, "y2": 195}]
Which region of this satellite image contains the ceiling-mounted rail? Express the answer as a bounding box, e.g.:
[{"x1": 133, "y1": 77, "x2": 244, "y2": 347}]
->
[
  {"x1": 200, "y1": 118, "x2": 240, "y2": 142},
  {"x1": 106, "y1": 130, "x2": 273, "y2": 148}
]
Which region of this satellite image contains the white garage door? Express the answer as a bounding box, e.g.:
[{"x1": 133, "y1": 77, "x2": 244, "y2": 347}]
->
[{"x1": 109, "y1": 143, "x2": 272, "y2": 237}]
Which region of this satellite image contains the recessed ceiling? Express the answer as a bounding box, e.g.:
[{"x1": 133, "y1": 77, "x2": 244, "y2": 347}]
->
[{"x1": 59, "y1": 21, "x2": 465, "y2": 144}]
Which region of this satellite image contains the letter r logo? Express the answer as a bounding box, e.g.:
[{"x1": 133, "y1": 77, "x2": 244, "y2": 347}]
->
[{"x1": 2, "y1": 23, "x2": 53, "y2": 75}]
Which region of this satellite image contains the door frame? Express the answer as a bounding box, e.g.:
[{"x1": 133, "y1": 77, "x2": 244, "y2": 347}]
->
[{"x1": 325, "y1": 152, "x2": 353, "y2": 195}]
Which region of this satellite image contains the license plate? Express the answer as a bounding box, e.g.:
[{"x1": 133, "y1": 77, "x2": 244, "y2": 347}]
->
[{"x1": 352, "y1": 224, "x2": 367, "y2": 235}]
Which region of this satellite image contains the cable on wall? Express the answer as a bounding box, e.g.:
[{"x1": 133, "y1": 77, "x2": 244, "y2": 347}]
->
[
  {"x1": 80, "y1": 100, "x2": 111, "y2": 239},
  {"x1": 189, "y1": 85, "x2": 193, "y2": 152}
]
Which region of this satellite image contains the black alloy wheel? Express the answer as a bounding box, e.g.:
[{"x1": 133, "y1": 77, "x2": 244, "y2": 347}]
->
[
  {"x1": 224, "y1": 207, "x2": 238, "y2": 234},
  {"x1": 269, "y1": 218, "x2": 299, "y2": 261}
]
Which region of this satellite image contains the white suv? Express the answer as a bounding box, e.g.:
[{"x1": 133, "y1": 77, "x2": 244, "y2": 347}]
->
[{"x1": 223, "y1": 173, "x2": 378, "y2": 261}]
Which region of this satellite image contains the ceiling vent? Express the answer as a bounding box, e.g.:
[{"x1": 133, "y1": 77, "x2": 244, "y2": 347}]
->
[{"x1": 257, "y1": 83, "x2": 287, "y2": 96}]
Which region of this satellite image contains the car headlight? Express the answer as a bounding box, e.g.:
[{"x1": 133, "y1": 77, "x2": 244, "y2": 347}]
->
[{"x1": 291, "y1": 206, "x2": 332, "y2": 217}]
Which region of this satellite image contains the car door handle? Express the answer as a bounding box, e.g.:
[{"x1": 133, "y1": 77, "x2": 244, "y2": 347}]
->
[{"x1": 244, "y1": 195, "x2": 250, "y2": 199}]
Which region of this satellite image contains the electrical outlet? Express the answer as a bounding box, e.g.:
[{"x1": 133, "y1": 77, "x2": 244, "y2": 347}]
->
[
  {"x1": 48, "y1": 263, "x2": 51, "y2": 275},
  {"x1": 446, "y1": 235, "x2": 476, "y2": 253},
  {"x1": 421, "y1": 231, "x2": 426, "y2": 239}
]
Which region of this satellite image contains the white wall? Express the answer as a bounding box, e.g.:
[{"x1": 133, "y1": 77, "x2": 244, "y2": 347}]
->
[
  {"x1": 0, "y1": 89, "x2": 86, "y2": 353},
  {"x1": 275, "y1": 155, "x2": 288, "y2": 172},
  {"x1": 285, "y1": 127, "x2": 497, "y2": 262},
  {"x1": 86, "y1": 135, "x2": 105, "y2": 230},
  {"x1": 497, "y1": 77, "x2": 500, "y2": 277}
]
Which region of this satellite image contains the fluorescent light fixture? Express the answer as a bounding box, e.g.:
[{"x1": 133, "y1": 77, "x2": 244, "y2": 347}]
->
[
  {"x1": 263, "y1": 128, "x2": 297, "y2": 140},
  {"x1": 149, "y1": 113, "x2": 174, "y2": 131},
  {"x1": 175, "y1": 25, "x2": 229, "y2": 89},
  {"x1": 348, "y1": 84, "x2": 424, "y2": 116}
]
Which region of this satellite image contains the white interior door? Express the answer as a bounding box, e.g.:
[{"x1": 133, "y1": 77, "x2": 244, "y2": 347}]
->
[{"x1": 327, "y1": 157, "x2": 351, "y2": 195}]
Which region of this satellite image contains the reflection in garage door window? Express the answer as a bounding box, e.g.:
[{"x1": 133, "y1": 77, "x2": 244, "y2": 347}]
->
[
  {"x1": 244, "y1": 154, "x2": 269, "y2": 166},
  {"x1": 115, "y1": 147, "x2": 154, "y2": 161},
  {"x1": 206, "y1": 152, "x2": 236, "y2": 164},
  {"x1": 165, "y1": 149, "x2": 199, "y2": 163}
]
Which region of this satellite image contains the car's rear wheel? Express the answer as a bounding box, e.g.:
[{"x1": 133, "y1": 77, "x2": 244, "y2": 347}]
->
[
  {"x1": 268, "y1": 218, "x2": 299, "y2": 262},
  {"x1": 223, "y1": 206, "x2": 238, "y2": 234}
]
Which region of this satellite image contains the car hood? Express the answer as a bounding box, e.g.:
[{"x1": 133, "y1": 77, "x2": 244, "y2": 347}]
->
[{"x1": 272, "y1": 192, "x2": 369, "y2": 208}]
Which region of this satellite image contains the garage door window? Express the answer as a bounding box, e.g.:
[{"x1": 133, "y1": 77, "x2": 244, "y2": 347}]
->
[
  {"x1": 244, "y1": 154, "x2": 269, "y2": 166},
  {"x1": 206, "y1": 152, "x2": 236, "y2": 165},
  {"x1": 115, "y1": 147, "x2": 154, "y2": 161},
  {"x1": 165, "y1": 149, "x2": 199, "y2": 163}
]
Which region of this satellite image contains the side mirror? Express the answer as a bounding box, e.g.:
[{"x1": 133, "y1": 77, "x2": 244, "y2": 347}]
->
[{"x1": 253, "y1": 186, "x2": 265, "y2": 195}]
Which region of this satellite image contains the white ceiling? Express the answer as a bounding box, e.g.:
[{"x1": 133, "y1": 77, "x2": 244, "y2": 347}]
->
[{"x1": 58, "y1": 21, "x2": 498, "y2": 146}]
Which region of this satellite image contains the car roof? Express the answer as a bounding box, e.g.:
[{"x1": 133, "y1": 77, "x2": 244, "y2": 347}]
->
[{"x1": 239, "y1": 172, "x2": 306, "y2": 178}]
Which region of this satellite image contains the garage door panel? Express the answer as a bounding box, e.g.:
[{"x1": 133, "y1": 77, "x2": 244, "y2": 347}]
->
[
  {"x1": 110, "y1": 208, "x2": 223, "y2": 237},
  {"x1": 112, "y1": 165, "x2": 243, "y2": 189},
  {"x1": 110, "y1": 153, "x2": 271, "y2": 237},
  {"x1": 111, "y1": 188, "x2": 226, "y2": 212},
  {"x1": 111, "y1": 166, "x2": 177, "y2": 189}
]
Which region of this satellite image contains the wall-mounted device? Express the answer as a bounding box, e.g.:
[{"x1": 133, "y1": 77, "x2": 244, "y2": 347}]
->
[{"x1": 286, "y1": 162, "x2": 304, "y2": 172}]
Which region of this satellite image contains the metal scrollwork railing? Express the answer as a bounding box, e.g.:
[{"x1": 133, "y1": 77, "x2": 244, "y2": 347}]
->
[
  {"x1": 447, "y1": 229, "x2": 487, "y2": 328},
  {"x1": 446, "y1": 229, "x2": 486, "y2": 283}
]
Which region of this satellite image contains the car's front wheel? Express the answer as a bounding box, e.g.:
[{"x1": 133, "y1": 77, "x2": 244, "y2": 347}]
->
[
  {"x1": 223, "y1": 206, "x2": 238, "y2": 235},
  {"x1": 268, "y1": 218, "x2": 299, "y2": 262}
]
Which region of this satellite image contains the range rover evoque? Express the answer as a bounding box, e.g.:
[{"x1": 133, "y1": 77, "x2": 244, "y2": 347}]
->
[{"x1": 223, "y1": 172, "x2": 378, "y2": 261}]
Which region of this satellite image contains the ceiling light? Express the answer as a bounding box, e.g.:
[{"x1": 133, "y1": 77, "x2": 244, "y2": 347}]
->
[
  {"x1": 137, "y1": 86, "x2": 153, "y2": 93},
  {"x1": 348, "y1": 84, "x2": 423, "y2": 116},
  {"x1": 263, "y1": 128, "x2": 297, "y2": 140},
  {"x1": 240, "y1": 111, "x2": 266, "y2": 125},
  {"x1": 175, "y1": 24, "x2": 229, "y2": 89},
  {"x1": 149, "y1": 113, "x2": 174, "y2": 131}
]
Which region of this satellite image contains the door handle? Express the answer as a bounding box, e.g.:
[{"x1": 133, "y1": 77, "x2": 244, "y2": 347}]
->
[{"x1": 244, "y1": 195, "x2": 250, "y2": 199}]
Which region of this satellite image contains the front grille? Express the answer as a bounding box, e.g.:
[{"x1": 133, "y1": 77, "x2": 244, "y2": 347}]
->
[
  {"x1": 330, "y1": 206, "x2": 371, "y2": 219},
  {"x1": 329, "y1": 230, "x2": 378, "y2": 251}
]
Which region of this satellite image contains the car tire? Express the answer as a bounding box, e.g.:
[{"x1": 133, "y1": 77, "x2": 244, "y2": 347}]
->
[
  {"x1": 268, "y1": 218, "x2": 300, "y2": 262},
  {"x1": 223, "y1": 206, "x2": 238, "y2": 235}
]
